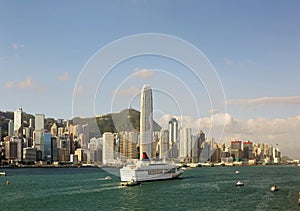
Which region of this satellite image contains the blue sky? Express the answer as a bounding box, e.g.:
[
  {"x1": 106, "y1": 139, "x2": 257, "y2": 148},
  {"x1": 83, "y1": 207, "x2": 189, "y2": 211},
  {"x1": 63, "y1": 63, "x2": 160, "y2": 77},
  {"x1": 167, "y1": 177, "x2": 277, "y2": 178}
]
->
[{"x1": 1, "y1": 1, "x2": 300, "y2": 157}]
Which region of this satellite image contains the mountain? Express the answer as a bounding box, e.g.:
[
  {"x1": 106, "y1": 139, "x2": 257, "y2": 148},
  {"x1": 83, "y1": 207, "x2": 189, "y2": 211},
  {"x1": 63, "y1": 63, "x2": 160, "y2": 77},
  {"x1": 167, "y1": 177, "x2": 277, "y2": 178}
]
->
[{"x1": 0, "y1": 109, "x2": 161, "y2": 139}]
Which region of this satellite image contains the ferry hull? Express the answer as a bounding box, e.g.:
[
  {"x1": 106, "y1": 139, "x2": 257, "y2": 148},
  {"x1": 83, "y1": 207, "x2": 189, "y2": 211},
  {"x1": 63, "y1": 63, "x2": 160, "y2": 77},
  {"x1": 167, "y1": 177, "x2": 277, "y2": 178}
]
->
[{"x1": 120, "y1": 165, "x2": 183, "y2": 182}]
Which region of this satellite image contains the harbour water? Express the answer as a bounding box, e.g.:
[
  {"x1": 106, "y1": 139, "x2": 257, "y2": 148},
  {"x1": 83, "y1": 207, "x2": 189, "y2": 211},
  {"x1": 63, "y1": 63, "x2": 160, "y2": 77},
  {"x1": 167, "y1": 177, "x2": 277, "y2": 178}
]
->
[{"x1": 1, "y1": 165, "x2": 300, "y2": 210}]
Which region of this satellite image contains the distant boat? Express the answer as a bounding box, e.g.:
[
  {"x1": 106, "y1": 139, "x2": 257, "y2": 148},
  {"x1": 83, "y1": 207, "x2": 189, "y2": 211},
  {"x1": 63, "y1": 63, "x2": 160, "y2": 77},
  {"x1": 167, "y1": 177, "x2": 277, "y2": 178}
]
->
[
  {"x1": 104, "y1": 176, "x2": 112, "y2": 180},
  {"x1": 0, "y1": 171, "x2": 6, "y2": 176},
  {"x1": 235, "y1": 170, "x2": 240, "y2": 174},
  {"x1": 236, "y1": 181, "x2": 244, "y2": 186},
  {"x1": 270, "y1": 185, "x2": 278, "y2": 192},
  {"x1": 298, "y1": 192, "x2": 300, "y2": 205}
]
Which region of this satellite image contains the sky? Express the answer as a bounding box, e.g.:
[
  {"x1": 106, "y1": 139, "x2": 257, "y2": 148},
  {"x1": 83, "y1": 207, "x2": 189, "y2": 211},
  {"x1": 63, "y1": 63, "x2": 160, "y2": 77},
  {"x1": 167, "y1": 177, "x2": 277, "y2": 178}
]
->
[{"x1": 0, "y1": 0, "x2": 300, "y2": 158}]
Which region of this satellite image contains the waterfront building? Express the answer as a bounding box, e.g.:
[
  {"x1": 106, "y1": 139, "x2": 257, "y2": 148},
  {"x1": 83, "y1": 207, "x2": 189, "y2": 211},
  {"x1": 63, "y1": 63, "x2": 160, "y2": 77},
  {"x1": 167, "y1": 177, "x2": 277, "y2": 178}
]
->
[
  {"x1": 210, "y1": 142, "x2": 221, "y2": 163},
  {"x1": 35, "y1": 114, "x2": 45, "y2": 131},
  {"x1": 75, "y1": 148, "x2": 84, "y2": 162},
  {"x1": 58, "y1": 136, "x2": 71, "y2": 161},
  {"x1": 191, "y1": 135, "x2": 198, "y2": 162},
  {"x1": 139, "y1": 84, "x2": 153, "y2": 159},
  {"x1": 119, "y1": 131, "x2": 138, "y2": 162},
  {"x1": 103, "y1": 132, "x2": 115, "y2": 165},
  {"x1": 23, "y1": 147, "x2": 37, "y2": 163},
  {"x1": 5, "y1": 136, "x2": 22, "y2": 163},
  {"x1": 81, "y1": 124, "x2": 89, "y2": 149},
  {"x1": 199, "y1": 139, "x2": 211, "y2": 162},
  {"x1": 197, "y1": 130, "x2": 205, "y2": 161},
  {"x1": 70, "y1": 154, "x2": 78, "y2": 164},
  {"x1": 44, "y1": 132, "x2": 51, "y2": 161},
  {"x1": 230, "y1": 140, "x2": 242, "y2": 161},
  {"x1": 159, "y1": 129, "x2": 169, "y2": 159},
  {"x1": 33, "y1": 130, "x2": 44, "y2": 159},
  {"x1": 179, "y1": 127, "x2": 192, "y2": 162},
  {"x1": 51, "y1": 137, "x2": 58, "y2": 162},
  {"x1": 57, "y1": 148, "x2": 67, "y2": 162},
  {"x1": 14, "y1": 107, "x2": 23, "y2": 138},
  {"x1": 243, "y1": 140, "x2": 253, "y2": 160},
  {"x1": 8, "y1": 120, "x2": 14, "y2": 136}
]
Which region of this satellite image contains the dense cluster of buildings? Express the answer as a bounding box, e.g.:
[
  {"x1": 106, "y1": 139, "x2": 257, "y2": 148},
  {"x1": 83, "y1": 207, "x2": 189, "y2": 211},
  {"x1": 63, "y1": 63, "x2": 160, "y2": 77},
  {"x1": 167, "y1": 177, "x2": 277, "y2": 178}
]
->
[{"x1": 0, "y1": 85, "x2": 281, "y2": 166}]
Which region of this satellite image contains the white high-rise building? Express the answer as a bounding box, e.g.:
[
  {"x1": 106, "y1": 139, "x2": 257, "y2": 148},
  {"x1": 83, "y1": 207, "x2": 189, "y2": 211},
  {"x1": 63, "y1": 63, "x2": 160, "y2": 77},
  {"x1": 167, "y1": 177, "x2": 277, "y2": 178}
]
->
[
  {"x1": 140, "y1": 84, "x2": 153, "y2": 159},
  {"x1": 103, "y1": 132, "x2": 114, "y2": 165},
  {"x1": 179, "y1": 127, "x2": 192, "y2": 162},
  {"x1": 159, "y1": 129, "x2": 169, "y2": 159},
  {"x1": 35, "y1": 114, "x2": 45, "y2": 131},
  {"x1": 169, "y1": 118, "x2": 178, "y2": 143},
  {"x1": 14, "y1": 107, "x2": 23, "y2": 137}
]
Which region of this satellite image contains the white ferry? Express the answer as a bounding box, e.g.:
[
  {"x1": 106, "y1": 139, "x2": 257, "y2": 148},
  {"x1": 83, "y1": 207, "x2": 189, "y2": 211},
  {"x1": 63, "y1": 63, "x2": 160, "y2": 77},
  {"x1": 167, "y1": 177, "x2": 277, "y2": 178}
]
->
[{"x1": 120, "y1": 153, "x2": 183, "y2": 182}]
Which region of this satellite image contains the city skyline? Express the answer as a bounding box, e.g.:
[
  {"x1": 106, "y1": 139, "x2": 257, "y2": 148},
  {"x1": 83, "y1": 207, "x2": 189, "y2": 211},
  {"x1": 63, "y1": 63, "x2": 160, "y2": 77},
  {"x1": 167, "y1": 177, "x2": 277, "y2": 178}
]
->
[{"x1": 0, "y1": 1, "x2": 300, "y2": 158}]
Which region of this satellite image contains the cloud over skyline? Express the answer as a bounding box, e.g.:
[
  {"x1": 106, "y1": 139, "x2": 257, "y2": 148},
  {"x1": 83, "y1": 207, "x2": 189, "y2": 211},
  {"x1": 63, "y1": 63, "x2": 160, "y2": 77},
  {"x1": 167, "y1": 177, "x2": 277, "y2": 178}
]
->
[
  {"x1": 227, "y1": 96, "x2": 300, "y2": 107},
  {"x1": 112, "y1": 86, "x2": 140, "y2": 97},
  {"x1": 57, "y1": 72, "x2": 70, "y2": 81},
  {"x1": 11, "y1": 43, "x2": 24, "y2": 50},
  {"x1": 133, "y1": 67, "x2": 154, "y2": 79}
]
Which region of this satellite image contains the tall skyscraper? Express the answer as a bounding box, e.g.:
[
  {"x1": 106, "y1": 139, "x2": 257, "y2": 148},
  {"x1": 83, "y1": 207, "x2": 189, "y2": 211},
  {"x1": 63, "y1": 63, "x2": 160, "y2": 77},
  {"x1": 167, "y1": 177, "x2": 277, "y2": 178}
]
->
[
  {"x1": 8, "y1": 120, "x2": 14, "y2": 136},
  {"x1": 169, "y1": 118, "x2": 178, "y2": 143},
  {"x1": 103, "y1": 132, "x2": 114, "y2": 165},
  {"x1": 139, "y1": 84, "x2": 153, "y2": 159},
  {"x1": 179, "y1": 127, "x2": 192, "y2": 162},
  {"x1": 35, "y1": 114, "x2": 45, "y2": 131},
  {"x1": 14, "y1": 107, "x2": 23, "y2": 138}
]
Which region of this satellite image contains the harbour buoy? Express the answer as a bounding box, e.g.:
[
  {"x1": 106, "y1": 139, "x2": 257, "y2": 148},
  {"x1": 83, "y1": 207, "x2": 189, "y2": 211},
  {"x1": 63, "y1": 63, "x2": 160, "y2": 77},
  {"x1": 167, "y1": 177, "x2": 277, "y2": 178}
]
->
[{"x1": 5, "y1": 180, "x2": 10, "y2": 185}]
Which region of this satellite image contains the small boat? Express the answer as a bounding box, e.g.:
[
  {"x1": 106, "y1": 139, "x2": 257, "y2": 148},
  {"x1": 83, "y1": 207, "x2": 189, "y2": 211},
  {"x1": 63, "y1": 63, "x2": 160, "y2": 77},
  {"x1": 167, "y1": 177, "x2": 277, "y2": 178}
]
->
[
  {"x1": 5, "y1": 180, "x2": 10, "y2": 185},
  {"x1": 298, "y1": 192, "x2": 300, "y2": 205},
  {"x1": 104, "y1": 176, "x2": 112, "y2": 180},
  {"x1": 121, "y1": 179, "x2": 141, "y2": 187},
  {"x1": 270, "y1": 185, "x2": 278, "y2": 192},
  {"x1": 235, "y1": 170, "x2": 240, "y2": 174},
  {"x1": 0, "y1": 171, "x2": 6, "y2": 176},
  {"x1": 236, "y1": 181, "x2": 244, "y2": 186}
]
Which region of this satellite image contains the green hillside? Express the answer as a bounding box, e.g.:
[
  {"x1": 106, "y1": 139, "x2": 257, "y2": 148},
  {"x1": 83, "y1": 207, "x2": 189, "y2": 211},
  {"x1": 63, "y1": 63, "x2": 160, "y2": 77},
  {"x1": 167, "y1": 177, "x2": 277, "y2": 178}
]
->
[{"x1": 0, "y1": 108, "x2": 161, "y2": 139}]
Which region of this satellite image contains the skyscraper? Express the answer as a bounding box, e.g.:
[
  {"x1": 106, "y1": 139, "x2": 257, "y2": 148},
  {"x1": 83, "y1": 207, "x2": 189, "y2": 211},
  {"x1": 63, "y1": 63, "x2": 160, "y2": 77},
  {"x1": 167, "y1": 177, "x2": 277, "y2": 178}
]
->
[
  {"x1": 35, "y1": 114, "x2": 45, "y2": 131},
  {"x1": 159, "y1": 129, "x2": 169, "y2": 159},
  {"x1": 103, "y1": 132, "x2": 114, "y2": 165},
  {"x1": 8, "y1": 120, "x2": 14, "y2": 136},
  {"x1": 139, "y1": 84, "x2": 153, "y2": 159},
  {"x1": 14, "y1": 107, "x2": 23, "y2": 138},
  {"x1": 169, "y1": 118, "x2": 178, "y2": 143}
]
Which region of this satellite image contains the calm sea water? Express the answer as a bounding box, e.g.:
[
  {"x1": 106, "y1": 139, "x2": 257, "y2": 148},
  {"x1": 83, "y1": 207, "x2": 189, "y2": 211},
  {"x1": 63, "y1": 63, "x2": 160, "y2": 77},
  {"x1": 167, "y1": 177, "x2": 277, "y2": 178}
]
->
[{"x1": 1, "y1": 165, "x2": 300, "y2": 210}]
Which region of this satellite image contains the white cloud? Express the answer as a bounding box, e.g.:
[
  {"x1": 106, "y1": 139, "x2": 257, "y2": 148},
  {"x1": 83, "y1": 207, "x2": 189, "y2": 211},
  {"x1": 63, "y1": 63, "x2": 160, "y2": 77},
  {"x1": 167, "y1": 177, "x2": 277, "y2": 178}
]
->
[
  {"x1": 4, "y1": 81, "x2": 15, "y2": 89},
  {"x1": 57, "y1": 72, "x2": 70, "y2": 81},
  {"x1": 73, "y1": 84, "x2": 84, "y2": 95},
  {"x1": 133, "y1": 67, "x2": 154, "y2": 78},
  {"x1": 113, "y1": 86, "x2": 140, "y2": 97},
  {"x1": 11, "y1": 43, "x2": 24, "y2": 49},
  {"x1": 18, "y1": 77, "x2": 33, "y2": 89},
  {"x1": 227, "y1": 96, "x2": 300, "y2": 107}
]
